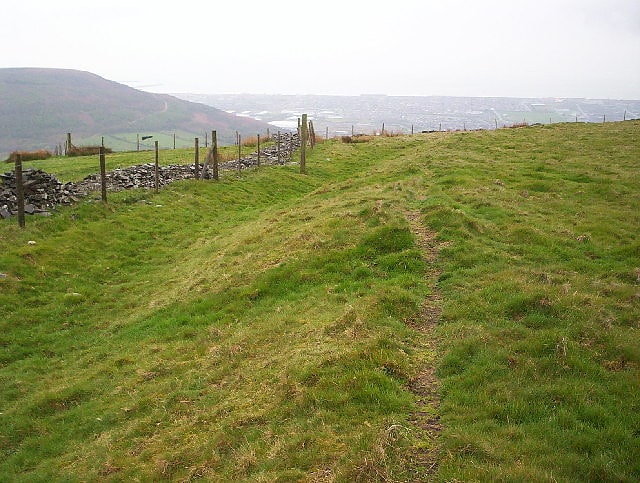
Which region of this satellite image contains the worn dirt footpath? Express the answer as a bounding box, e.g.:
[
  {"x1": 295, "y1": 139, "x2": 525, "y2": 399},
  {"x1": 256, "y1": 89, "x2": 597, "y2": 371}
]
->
[{"x1": 405, "y1": 210, "x2": 444, "y2": 480}]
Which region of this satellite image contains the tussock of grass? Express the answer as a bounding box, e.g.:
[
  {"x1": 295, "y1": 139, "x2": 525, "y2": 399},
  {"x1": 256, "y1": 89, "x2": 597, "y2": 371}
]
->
[{"x1": 1, "y1": 121, "x2": 638, "y2": 481}]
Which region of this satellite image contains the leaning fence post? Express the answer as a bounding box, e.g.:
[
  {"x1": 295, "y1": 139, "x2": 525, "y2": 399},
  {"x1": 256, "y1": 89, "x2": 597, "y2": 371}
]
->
[
  {"x1": 212, "y1": 130, "x2": 219, "y2": 180},
  {"x1": 257, "y1": 133, "x2": 261, "y2": 167},
  {"x1": 289, "y1": 132, "x2": 293, "y2": 158},
  {"x1": 300, "y1": 113, "x2": 308, "y2": 174},
  {"x1": 99, "y1": 146, "x2": 107, "y2": 202},
  {"x1": 277, "y1": 131, "x2": 281, "y2": 163},
  {"x1": 154, "y1": 141, "x2": 159, "y2": 193},
  {"x1": 194, "y1": 137, "x2": 200, "y2": 180},
  {"x1": 309, "y1": 120, "x2": 315, "y2": 148},
  {"x1": 15, "y1": 154, "x2": 25, "y2": 228}
]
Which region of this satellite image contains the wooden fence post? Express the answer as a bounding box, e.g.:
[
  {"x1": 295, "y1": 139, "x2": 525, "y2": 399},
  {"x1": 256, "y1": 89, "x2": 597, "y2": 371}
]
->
[
  {"x1": 173, "y1": 133, "x2": 176, "y2": 149},
  {"x1": 99, "y1": 146, "x2": 107, "y2": 203},
  {"x1": 15, "y1": 154, "x2": 25, "y2": 228},
  {"x1": 300, "y1": 113, "x2": 308, "y2": 174},
  {"x1": 326, "y1": 126, "x2": 329, "y2": 140},
  {"x1": 137, "y1": 134, "x2": 140, "y2": 152},
  {"x1": 212, "y1": 130, "x2": 219, "y2": 180},
  {"x1": 204, "y1": 131, "x2": 208, "y2": 148},
  {"x1": 257, "y1": 133, "x2": 261, "y2": 167},
  {"x1": 289, "y1": 132, "x2": 293, "y2": 158},
  {"x1": 194, "y1": 137, "x2": 200, "y2": 180},
  {"x1": 154, "y1": 141, "x2": 159, "y2": 193},
  {"x1": 237, "y1": 134, "x2": 242, "y2": 172},
  {"x1": 277, "y1": 131, "x2": 281, "y2": 164},
  {"x1": 308, "y1": 120, "x2": 315, "y2": 148},
  {"x1": 66, "y1": 133, "x2": 72, "y2": 156}
]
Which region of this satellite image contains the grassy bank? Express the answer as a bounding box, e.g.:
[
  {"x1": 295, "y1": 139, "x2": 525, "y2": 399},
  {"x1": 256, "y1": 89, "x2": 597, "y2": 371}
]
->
[{"x1": 1, "y1": 121, "x2": 638, "y2": 481}]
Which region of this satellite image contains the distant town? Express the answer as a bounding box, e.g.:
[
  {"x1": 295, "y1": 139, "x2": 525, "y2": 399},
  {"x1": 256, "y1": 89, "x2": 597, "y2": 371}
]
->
[{"x1": 177, "y1": 94, "x2": 640, "y2": 136}]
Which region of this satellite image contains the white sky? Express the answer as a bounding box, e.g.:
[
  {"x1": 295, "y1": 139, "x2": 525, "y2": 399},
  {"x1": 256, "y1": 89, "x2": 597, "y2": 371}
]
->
[{"x1": 2, "y1": 0, "x2": 639, "y2": 99}]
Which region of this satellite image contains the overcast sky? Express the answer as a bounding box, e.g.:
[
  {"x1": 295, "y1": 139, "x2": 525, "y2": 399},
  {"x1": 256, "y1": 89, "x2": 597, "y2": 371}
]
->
[{"x1": 2, "y1": 0, "x2": 639, "y2": 99}]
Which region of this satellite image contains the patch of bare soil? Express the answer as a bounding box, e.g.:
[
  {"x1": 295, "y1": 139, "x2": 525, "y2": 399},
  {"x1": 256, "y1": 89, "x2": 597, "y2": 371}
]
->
[{"x1": 405, "y1": 210, "x2": 444, "y2": 479}]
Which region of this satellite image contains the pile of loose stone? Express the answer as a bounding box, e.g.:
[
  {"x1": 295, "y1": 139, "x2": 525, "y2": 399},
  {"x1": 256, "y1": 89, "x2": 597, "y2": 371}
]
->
[
  {"x1": 0, "y1": 169, "x2": 83, "y2": 218},
  {"x1": 1, "y1": 132, "x2": 301, "y2": 218},
  {"x1": 226, "y1": 132, "x2": 300, "y2": 170},
  {"x1": 77, "y1": 164, "x2": 197, "y2": 192}
]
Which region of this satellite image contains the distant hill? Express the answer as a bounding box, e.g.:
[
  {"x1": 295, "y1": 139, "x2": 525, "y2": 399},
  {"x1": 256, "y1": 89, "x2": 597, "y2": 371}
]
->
[{"x1": 0, "y1": 68, "x2": 274, "y2": 156}]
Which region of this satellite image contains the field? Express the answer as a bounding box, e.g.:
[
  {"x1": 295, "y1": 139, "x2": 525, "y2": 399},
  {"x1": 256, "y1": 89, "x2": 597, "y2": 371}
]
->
[{"x1": 1, "y1": 121, "x2": 638, "y2": 481}]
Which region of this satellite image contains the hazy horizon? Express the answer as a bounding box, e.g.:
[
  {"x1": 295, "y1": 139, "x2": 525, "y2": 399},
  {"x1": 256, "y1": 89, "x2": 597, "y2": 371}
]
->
[{"x1": 1, "y1": 0, "x2": 639, "y2": 100}]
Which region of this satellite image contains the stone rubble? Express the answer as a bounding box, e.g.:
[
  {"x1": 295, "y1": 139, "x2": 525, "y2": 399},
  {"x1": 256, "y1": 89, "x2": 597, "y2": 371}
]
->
[
  {"x1": 0, "y1": 132, "x2": 301, "y2": 218},
  {"x1": 0, "y1": 169, "x2": 83, "y2": 218}
]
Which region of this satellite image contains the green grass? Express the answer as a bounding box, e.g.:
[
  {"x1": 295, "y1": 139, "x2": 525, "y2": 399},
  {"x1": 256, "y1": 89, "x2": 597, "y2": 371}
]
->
[{"x1": 1, "y1": 121, "x2": 638, "y2": 481}]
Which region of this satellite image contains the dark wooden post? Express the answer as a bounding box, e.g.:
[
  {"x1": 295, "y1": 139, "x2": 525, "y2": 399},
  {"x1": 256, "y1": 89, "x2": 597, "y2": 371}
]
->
[
  {"x1": 326, "y1": 126, "x2": 329, "y2": 140},
  {"x1": 309, "y1": 120, "x2": 315, "y2": 148},
  {"x1": 194, "y1": 137, "x2": 200, "y2": 180},
  {"x1": 204, "y1": 131, "x2": 208, "y2": 148},
  {"x1": 15, "y1": 154, "x2": 25, "y2": 228},
  {"x1": 99, "y1": 146, "x2": 107, "y2": 202},
  {"x1": 300, "y1": 113, "x2": 308, "y2": 174},
  {"x1": 277, "y1": 131, "x2": 281, "y2": 163},
  {"x1": 381, "y1": 122, "x2": 385, "y2": 135},
  {"x1": 212, "y1": 130, "x2": 219, "y2": 180},
  {"x1": 66, "y1": 133, "x2": 72, "y2": 156},
  {"x1": 623, "y1": 109, "x2": 627, "y2": 121},
  {"x1": 137, "y1": 134, "x2": 140, "y2": 151},
  {"x1": 289, "y1": 132, "x2": 293, "y2": 158},
  {"x1": 411, "y1": 124, "x2": 414, "y2": 135},
  {"x1": 257, "y1": 133, "x2": 261, "y2": 167},
  {"x1": 237, "y1": 134, "x2": 242, "y2": 172},
  {"x1": 154, "y1": 141, "x2": 159, "y2": 193}
]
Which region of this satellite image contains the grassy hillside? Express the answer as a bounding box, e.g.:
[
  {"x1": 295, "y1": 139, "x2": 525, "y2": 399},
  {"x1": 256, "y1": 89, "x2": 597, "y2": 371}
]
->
[
  {"x1": 1, "y1": 121, "x2": 638, "y2": 481},
  {"x1": 0, "y1": 68, "x2": 273, "y2": 156}
]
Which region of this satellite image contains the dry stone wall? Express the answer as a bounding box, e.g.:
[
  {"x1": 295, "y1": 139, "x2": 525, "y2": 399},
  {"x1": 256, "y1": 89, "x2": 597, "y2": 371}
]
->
[{"x1": 1, "y1": 133, "x2": 300, "y2": 218}]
